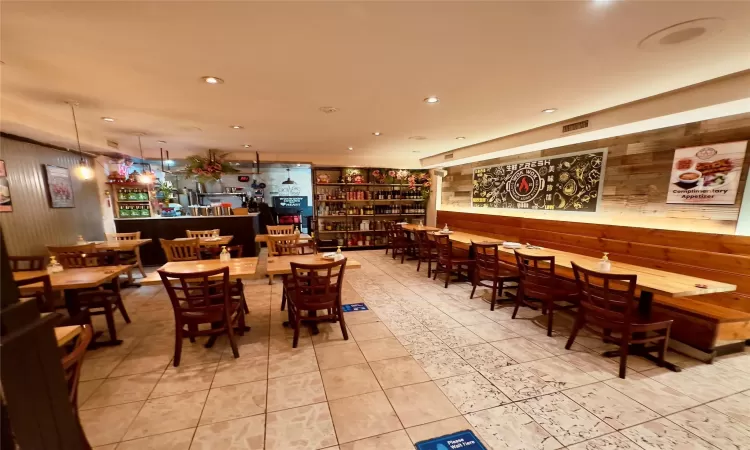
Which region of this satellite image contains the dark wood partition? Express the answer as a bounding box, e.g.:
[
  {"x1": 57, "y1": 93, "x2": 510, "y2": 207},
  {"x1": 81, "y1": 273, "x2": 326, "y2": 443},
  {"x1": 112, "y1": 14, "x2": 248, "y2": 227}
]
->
[{"x1": 437, "y1": 210, "x2": 750, "y2": 354}]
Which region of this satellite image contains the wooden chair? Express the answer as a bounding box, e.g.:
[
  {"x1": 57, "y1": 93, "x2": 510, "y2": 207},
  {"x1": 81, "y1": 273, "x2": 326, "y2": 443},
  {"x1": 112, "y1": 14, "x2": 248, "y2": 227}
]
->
[
  {"x1": 48, "y1": 243, "x2": 97, "y2": 255},
  {"x1": 287, "y1": 258, "x2": 348, "y2": 348},
  {"x1": 387, "y1": 227, "x2": 416, "y2": 263},
  {"x1": 432, "y1": 234, "x2": 474, "y2": 288},
  {"x1": 106, "y1": 231, "x2": 147, "y2": 280},
  {"x1": 471, "y1": 242, "x2": 520, "y2": 311},
  {"x1": 384, "y1": 221, "x2": 395, "y2": 255},
  {"x1": 158, "y1": 266, "x2": 245, "y2": 366},
  {"x1": 414, "y1": 230, "x2": 438, "y2": 277},
  {"x1": 201, "y1": 245, "x2": 249, "y2": 313},
  {"x1": 160, "y1": 238, "x2": 201, "y2": 262},
  {"x1": 567, "y1": 262, "x2": 673, "y2": 378},
  {"x1": 15, "y1": 274, "x2": 56, "y2": 313},
  {"x1": 268, "y1": 234, "x2": 302, "y2": 305},
  {"x1": 61, "y1": 324, "x2": 94, "y2": 450},
  {"x1": 9, "y1": 255, "x2": 47, "y2": 271},
  {"x1": 56, "y1": 251, "x2": 131, "y2": 342},
  {"x1": 267, "y1": 225, "x2": 294, "y2": 236},
  {"x1": 512, "y1": 251, "x2": 579, "y2": 337},
  {"x1": 186, "y1": 229, "x2": 219, "y2": 238}
]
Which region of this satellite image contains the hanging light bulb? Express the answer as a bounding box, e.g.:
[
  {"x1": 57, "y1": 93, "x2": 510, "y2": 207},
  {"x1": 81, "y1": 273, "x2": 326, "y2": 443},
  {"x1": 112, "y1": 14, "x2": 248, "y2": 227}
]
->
[
  {"x1": 67, "y1": 102, "x2": 95, "y2": 181},
  {"x1": 136, "y1": 134, "x2": 155, "y2": 184}
]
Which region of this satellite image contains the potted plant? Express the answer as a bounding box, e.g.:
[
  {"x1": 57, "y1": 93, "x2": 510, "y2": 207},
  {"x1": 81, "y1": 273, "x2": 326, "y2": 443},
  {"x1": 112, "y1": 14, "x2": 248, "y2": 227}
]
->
[{"x1": 184, "y1": 150, "x2": 239, "y2": 183}]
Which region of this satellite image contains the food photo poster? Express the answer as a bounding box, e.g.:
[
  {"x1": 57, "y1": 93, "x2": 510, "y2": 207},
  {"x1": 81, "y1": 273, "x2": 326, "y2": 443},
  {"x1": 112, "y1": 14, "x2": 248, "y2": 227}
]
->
[
  {"x1": 44, "y1": 164, "x2": 75, "y2": 208},
  {"x1": 0, "y1": 160, "x2": 12, "y2": 212},
  {"x1": 667, "y1": 141, "x2": 747, "y2": 205}
]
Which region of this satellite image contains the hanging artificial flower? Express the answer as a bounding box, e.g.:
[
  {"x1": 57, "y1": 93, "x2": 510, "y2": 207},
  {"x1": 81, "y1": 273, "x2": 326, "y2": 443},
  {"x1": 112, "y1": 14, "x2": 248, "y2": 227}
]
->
[{"x1": 183, "y1": 150, "x2": 239, "y2": 182}]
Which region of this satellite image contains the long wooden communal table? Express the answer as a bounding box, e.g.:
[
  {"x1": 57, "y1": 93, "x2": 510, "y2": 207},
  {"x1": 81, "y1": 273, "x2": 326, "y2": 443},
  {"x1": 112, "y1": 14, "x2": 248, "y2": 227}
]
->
[
  {"x1": 266, "y1": 254, "x2": 361, "y2": 276},
  {"x1": 255, "y1": 233, "x2": 312, "y2": 243},
  {"x1": 139, "y1": 257, "x2": 260, "y2": 285},
  {"x1": 174, "y1": 235, "x2": 234, "y2": 247},
  {"x1": 432, "y1": 229, "x2": 737, "y2": 370},
  {"x1": 401, "y1": 224, "x2": 440, "y2": 232},
  {"x1": 87, "y1": 239, "x2": 152, "y2": 251}
]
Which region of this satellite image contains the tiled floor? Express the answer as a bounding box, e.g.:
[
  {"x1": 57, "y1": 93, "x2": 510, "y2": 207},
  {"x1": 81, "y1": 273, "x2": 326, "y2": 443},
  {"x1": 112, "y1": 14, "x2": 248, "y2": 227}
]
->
[{"x1": 79, "y1": 249, "x2": 750, "y2": 449}]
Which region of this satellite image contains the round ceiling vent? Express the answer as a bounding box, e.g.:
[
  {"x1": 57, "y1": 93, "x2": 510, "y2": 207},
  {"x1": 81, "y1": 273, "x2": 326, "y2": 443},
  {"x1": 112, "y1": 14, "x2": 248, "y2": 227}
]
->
[
  {"x1": 408, "y1": 136, "x2": 427, "y2": 140},
  {"x1": 318, "y1": 106, "x2": 339, "y2": 114},
  {"x1": 638, "y1": 18, "x2": 725, "y2": 51}
]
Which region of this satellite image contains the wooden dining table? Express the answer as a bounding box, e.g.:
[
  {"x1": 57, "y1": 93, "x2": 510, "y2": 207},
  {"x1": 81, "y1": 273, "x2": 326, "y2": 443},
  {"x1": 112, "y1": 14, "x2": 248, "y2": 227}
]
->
[
  {"x1": 401, "y1": 224, "x2": 440, "y2": 232},
  {"x1": 174, "y1": 235, "x2": 234, "y2": 246},
  {"x1": 55, "y1": 325, "x2": 81, "y2": 346},
  {"x1": 139, "y1": 257, "x2": 260, "y2": 285},
  {"x1": 84, "y1": 239, "x2": 152, "y2": 251},
  {"x1": 430, "y1": 229, "x2": 737, "y2": 372},
  {"x1": 255, "y1": 233, "x2": 312, "y2": 243},
  {"x1": 266, "y1": 254, "x2": 362, "y2": 276}
]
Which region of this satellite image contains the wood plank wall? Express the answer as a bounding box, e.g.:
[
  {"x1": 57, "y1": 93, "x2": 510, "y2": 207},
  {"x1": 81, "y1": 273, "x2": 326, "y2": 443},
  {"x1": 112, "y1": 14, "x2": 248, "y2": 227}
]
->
[{"x1": 441, "y1": 113, "x2": 750, "y2": 235}]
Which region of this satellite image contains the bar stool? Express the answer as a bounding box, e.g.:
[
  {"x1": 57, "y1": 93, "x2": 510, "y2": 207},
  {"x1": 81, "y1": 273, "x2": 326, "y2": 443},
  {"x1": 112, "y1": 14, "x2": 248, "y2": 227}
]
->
[
  {"x1": 470, "y1": 242, "x2": 520, "y2": 311},
  {"x1": 432, "y1": 234, "x2": 474, "y2": 288},
  {"x1": 513, "y1": 251, "x2": 578, "y2": 337},
  {"x1": 567, "y1": 262, "x2": 673, "y2": 379}
]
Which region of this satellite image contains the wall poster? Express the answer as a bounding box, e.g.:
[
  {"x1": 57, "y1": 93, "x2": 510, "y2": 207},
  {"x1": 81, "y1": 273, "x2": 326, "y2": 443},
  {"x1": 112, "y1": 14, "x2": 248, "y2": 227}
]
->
[
  {"x1": 44, "y1": 164, "x2": 75, "y2": 208},
  {"x1": 471, "y1": 149, "x2": 607, "y2": 212},
  {"x1": 0, "y1": 160, "x2": 12, "y2": 212},
  {"x1": 666, "y1": 141, "x2": 747, "y2": 205}
]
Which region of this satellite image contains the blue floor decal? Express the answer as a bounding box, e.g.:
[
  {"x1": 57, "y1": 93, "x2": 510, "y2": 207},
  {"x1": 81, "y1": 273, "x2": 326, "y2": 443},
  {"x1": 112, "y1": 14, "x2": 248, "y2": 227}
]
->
[
  {"x1": 341, "y1": 303, "x2": 368, "y2": 312},
  {"x1": 415, "y1": 430, "x2": 486, "y2": 450}
]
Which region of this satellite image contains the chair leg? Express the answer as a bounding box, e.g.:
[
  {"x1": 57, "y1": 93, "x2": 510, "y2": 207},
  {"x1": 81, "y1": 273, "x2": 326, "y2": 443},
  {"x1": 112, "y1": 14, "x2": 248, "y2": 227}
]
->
[
  {"x1": 444, "y1": 264, "x2": 450, "y2": 288},
  {"x1": 104, "y1": 304, "x2": 118, "y2": 341},
  {"x1": 433, "y1": 265, "x2": 439, "y2": 280},
  {"x1": 490, "y1": 280, "x2": 498, "y2": 311},
  {"x1": 619, "y1": 335, "x2": 629, "y2": 379},
  {"x1": 427, "y1": 255, "x2": 432, "y2": 278},
  {"x1": 512, "y1": 284, "x2": 524, "y2": 318},
  {"x1": 565, "y1": 312, "x2": 584, "y2": 350},
  {"x1": 240, "y1": 287, "x2": 249, "y2": 314},
  {"x1": 126, "y1": 269, "x2": 134, "y2": 284},
  {"x1": 115, "y1": 295, "x2": 131, "y2": 323},
  {"x1": 173, "y1": 328, "x2": 183, "y2": 367},
  {"x1": 657, "y1": 327, "x2": 670, "y2": 367},
  {"x1": 226, "y1": 316, "x2": 240, "y2": 359},
  {"x1": 546, "y1": 302, "x2": 554, "y2": 337},
  {"x1": 268, "y1": 274, "x2": 273, "y2": 285},
  {"x1": 188, "y1": 324, "x2": 197, "y2": 343},
  {"x1": 339, "y1": 305, "x2": 349, "y2": 341},
  {"x1": 292, "y1": 313, "x2": 302, "y2": 348},
  {"x1": 237, "y1": 310, "x2": 246, "y2": 336},
  {"x1": 280, "y1": 288, "x2": 287, "y2": 311},
  {"x1": 401, "y1": 247, "x2": 406, "y2": 264},
  {"x1": 135, "y1": 248, "x2": 147, "y2": 277},
  {"x1": 417, "y1": 256, "x2": 422, "y2": 272}
]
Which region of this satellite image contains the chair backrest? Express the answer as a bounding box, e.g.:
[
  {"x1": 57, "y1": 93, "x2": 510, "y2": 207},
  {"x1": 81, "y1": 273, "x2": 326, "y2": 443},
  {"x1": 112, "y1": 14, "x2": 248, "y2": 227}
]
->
[
  {"x1": 267, "y1": 225, "x2": 294, "y2": 235},
  {"x1": 472, "y1": 242, "x2": 500, "y2": 274},
  {"x1": 161, "y1": 238, "x2": 201, "y2": 262},
  {"x1": 61, "y1": 325, "x2": 93, "y2": 409},
  {"x1": 106, "y1": 232, "x2": 141, "y2": 241},
  {"x1": 57, "y1": 250, "x2": 120, "y2": 269},
  {"x1": 268, "y1": 234, "x2": 300, "y2": 256},
  {"x1": 571, "y1": 262, "x2": 638, "y2": 326},
  {"x1": 232, "y1": 207, "x2": 249, "y2": 215},
  {"x1": 289, "y1": 258, "x2": 347, "y2": 311},
  {"x1": 48, "y1": 244, "x2": 97, "y2": 256},
  {"x1": 9, "y1": 255, "x2": 47, "y2": 271},
  {"x1": 16, "y1": 274, "x2": 55, "y2": 312},
  {"x1": 433, "y1": 234, "x2": 453, "y2": 262},
  {"x1": 186, "y1": 229, "x2": 219, "y2": 238},
  {"x1": 202, "y1": 245, "x2": 244, "y2": 259},
  {"x1": 158, "y1": 267, "x2": 232, "y2": 324},
  {"x1": 514, "y1": 250, "x2": 558, "y2": 299},
  {"x1": 414, "y1": 230, "x2": 432, "y2": 251}
]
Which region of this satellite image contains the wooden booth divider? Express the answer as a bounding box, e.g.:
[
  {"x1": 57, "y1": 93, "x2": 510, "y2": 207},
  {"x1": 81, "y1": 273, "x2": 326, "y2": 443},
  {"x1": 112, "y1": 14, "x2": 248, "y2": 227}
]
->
[{"x1": 436, "y1": 210, "x2": 750, "y2": 358}]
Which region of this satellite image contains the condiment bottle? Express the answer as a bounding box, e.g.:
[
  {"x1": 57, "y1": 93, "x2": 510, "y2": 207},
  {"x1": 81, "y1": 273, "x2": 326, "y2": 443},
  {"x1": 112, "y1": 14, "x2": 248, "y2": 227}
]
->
[
  {"x1": 76, "y1": 235, "x2": 86, "y2": 245},
  {"x1": 334, "y1": 246, "x2": 344, "y2": 261},
  {"x1": 597, "y1": 252, "x2": 611, "y2": 272},
  {"x1": 219, "y1": 246, "x2": 231, "y2": 262},
  {"x1": 47, "y1": 256, "x2": 64, "y2": 274}
]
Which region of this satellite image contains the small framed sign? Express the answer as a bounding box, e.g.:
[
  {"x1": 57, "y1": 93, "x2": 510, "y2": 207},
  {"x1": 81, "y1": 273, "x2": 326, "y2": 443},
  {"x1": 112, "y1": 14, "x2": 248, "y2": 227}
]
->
[{"x1": 44, "y1": 164, "x2": 75, "y2": 208}]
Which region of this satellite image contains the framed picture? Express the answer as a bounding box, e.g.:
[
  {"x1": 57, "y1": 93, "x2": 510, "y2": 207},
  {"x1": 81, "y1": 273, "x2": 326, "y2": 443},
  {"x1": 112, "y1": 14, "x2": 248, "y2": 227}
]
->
[
  {"x1": 0, "y1": 160, "x2": 12, "y2": 212},
  {"x1": 44, "y1": 164, "x2": 75, "y2": 208}
]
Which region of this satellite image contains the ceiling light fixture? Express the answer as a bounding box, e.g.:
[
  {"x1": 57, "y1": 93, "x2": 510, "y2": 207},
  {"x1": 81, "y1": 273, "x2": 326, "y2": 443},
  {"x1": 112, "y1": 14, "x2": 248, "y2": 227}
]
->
[
  {"x1": 423, "y1": 96, "x2": 440, "y2": 104},
  {"x1": 67, "y1": 102, "x2": 94, "y2": 181},
  {"x1": 230, "y1": 125, "x2": 244, "y2": 129},
  {"x1": 372, "y1": 132, "x2": 382, "y2": 136},
  {"x1": 101, "y1": 117, "x2": 115, "y2": 122},
  {"x1": 157, "y1": 140, "x2": 166, "y2": 144},
  {"x1": 296, "y1": 164, "x2": 301, "y2": 167},
  {"x1": 542, "y1": 108, "x2": 558, "y2": 113},
  {"x1": 408, "y1": 136, "x2": 427, "y2": 140},
  {"x1": 348, "y1": 147, "x2": 354, "y2": 151},
  {"x1": 282, "y1": 168, "x2": 296, "y2": 185},
  {"x1": 455, "y1": 137, "x2": 466, "y2": 140},
  {"x1": 136, "y1": 134, "x2": 155, "y2": 184},
  {"x1": 318, "y1": 106, "x2": 339, "y2": 114},
  {"x1": 243, "y1": 144, "x2": 251, "y2": 148},
  {"x1": 202, "y1": 76, "x2": 224, "y2": 84}
]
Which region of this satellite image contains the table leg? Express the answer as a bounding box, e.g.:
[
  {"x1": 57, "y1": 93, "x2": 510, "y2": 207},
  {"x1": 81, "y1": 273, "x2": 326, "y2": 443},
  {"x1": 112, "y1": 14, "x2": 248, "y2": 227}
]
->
[{"x1": 601, "y1": 290, "x2": 681, "y2": 372}]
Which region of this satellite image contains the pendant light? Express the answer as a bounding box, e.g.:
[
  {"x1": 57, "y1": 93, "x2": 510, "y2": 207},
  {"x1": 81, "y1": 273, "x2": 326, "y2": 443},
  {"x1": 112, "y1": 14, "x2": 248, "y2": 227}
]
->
[
  {"x1": 282, "y1": 167, "x2": 295, "y2": 185},
  {"x1": 136, "y1": 134, "x2": 155, "y2": 184},
  {"x1": 68, "y1": 102, "x2": 94, "y2": 181}
]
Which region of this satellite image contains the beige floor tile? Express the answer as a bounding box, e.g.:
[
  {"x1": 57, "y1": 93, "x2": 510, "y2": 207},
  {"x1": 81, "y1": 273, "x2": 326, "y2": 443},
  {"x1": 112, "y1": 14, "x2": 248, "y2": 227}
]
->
[
  {"x1": 192, "y1": 415, "x2": 265, "y2": 450},
  {"x1": 80, "y1": 401, "x2": 144, "y2": 446},
  {"x1": 316, "y1": 342, "x2": 366, "y2": 369},
  {"x1": 80, "y1": 355, "x2": 124, "y2": 381},
  {"x1": 150, "y1": 363, "x2": 216, "y2": 398},
  {"x1": 348, "y1": 322, "x2": 394, "y2": 341},
  {"x1": 116, "y1": 429, "x2": 195, "y2": 450},
  {"x1": 212, "y1": 356, "x2": 268, "y2": 388},
  {"x1": 490, "y1": 337, "x2": 554, "y2": 363},
  {"x1": 384, "y1": 381, "x2": 460, "y2": 427},
  {"x1": 405, "y1": 416, "x2": 478, "y2": 444},
  {"x1": 396, "y1": 331, "x2": 450, "y2": 355},
  {"x1": 173, "y1": 344, "x2": 224, "y2": 367},
  {"x1": 265, "y1": 402, "x2": 338, "y2": 450},
  {"x1": 358, "y1": 337, "x2": 410, "y2": 362},
  {"x1": 465, "y1": 404, "x2": 561, "y2": 450},
  {"x1": 267, "y1": 371, "x2": 326, "y2": 412},
  {"x1": 200, "y1": 380, "x2": 267, "y2": 425},
  {"x1": 621, "y1": 418, "x2": 716, "y2": 450},
  {"x1": 311, "y1": 322, "x2": 353, "y2": 348},
  {"x1": 123, "y1": 390, "x2": 208, "y2": 440},
  {"x1": 564, "y1": 383, "x2": 660, "y2": 430},
  {"x1": 412, "y1": 349, "x2": 476, "y2": 380},
  {"x1": 339, "y1": 430, "x2": 414, "y2": 450},
  {"x1": 566, "y1": 432, "x2": 644, "y2": 450},
  {"x1": 329, "y1": 391, "x2": 402, "y2": 444},
  {"x1": 466, "y1": 322, "x2": 518, "y2": 342},
  {"x1": 707, "y1": 393, "x2": 750, "y2": 426},
  {"x1": 518, "y1": 393, "x2": 614, "y2": 446},
  {"x1": 604, "y1": 372, "x2": 700, "y2": 416},
  {"x1": 77, "y1": 379, "x2": 104, "y2": 408},
  {"x1": 435, "y1": 372, "x2": 511, "y2": 413},
  {"x1": 669, "y1": 405, "x2": 750, "y2": 450},
  {"x1": 343, "y1": 310, "x2": 380, "y2": 325},
  {"x1": 369, "y1": 356, "x2": 431, "y2": 389},
  {"x1": 93, "y1": 445, "x2": 118, "y2": 450},
  {"x1": 109, "y1": 353, "x2": 171, "y2": 378},
  {"x1": 81, "y1": 371, "x2": 162, "y2": 410},
  {"x1": 268, "y1": 348, "x2": 318, "y2": 378},
  {"x1": 321, "y1": 363, "x2": 382, "y2": 401}
]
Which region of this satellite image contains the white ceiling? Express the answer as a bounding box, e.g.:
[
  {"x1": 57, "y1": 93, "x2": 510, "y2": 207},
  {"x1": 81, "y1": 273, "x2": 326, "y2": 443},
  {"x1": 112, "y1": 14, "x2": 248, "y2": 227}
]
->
[{"x1": 2, "y1": 1, "x2": 750, "y2": 167}]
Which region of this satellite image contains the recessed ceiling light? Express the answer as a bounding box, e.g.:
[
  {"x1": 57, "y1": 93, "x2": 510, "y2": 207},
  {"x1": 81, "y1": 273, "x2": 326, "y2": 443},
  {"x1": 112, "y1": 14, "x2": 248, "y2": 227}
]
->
[
  {"x1": 455, "y1": 136, "x2": 466, "y2": 140},
  {"x1": 348, "y1": 147, "x2": 354, "y2": 151},
  {"x1": 542, "y1": 108, "x2": 557, "y2": 113},
  {"x1": 296, "y1": 164, "x2": 301, "y2": 167},
  {"x1": 639, "y1": 18, "x2": 725, "y2": 52},
  {"x1": 202, "y1": 76, "x2": 224, "y2": 84},
  {"x1": 157, "y1": 140, "x2": 166, "y2": 144},
  {"x1": 412, "y1": 151, "x2": 421, "y2": 153},
  {"x1": 318, "y1": 106, "x2": 339, "y2": 114},
  {"x1": 243, "y1": 144, "x2": 252, "y2": 148},
  {"x1": 372, "y1": 132, "x2": 382, "y2": 136},
  {"x1": 408, "y1": 136, "x2": 427, "y2": 140},
  {"x1": 423, "y1": 96, "x2": 440, "y2": 104},
  {"x1": 101, "y1": 117, "x2": 115, "y2": 122},
  {"x1": 230, "y1": 125, "x2": 244, "y2": 129}
]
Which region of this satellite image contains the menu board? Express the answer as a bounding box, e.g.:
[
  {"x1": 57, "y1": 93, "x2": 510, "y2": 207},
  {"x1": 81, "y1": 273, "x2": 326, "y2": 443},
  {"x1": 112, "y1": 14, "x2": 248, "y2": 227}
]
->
[
  {"x1": 666, "y1": 141, "x2": 747, "y2": 205},
  {"x1": 472, "y1": 149, "x2": 606, "y2": 212},
  {"x1": 272, "y1": 196, "x2": 307, "y2": 209}
]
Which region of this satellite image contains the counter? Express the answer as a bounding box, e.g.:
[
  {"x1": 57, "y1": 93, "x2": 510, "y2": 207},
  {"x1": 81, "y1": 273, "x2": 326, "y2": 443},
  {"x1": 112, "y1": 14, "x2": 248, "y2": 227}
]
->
[{"x1": 115, "y1": 214, "x2": 260, "y2": 265}]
